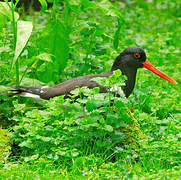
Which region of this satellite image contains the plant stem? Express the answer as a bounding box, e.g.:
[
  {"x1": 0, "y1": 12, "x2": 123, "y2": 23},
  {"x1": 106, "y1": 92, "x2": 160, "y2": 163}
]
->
[
  {"x1": 11, "y1": 0, "x2": 19, "y2": 86},
  {"x1": 64, "y1": 0, "x2": 69, "y2": 28}
]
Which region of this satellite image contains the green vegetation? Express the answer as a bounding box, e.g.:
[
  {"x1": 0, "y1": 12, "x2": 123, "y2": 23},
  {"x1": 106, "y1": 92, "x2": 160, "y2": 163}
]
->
[
  {"x1": 0, "y1": 128, "x2": 12, "y2": 166},
  {"x1": 0, "y1": 0, "x2": 180, "y2": 179}
]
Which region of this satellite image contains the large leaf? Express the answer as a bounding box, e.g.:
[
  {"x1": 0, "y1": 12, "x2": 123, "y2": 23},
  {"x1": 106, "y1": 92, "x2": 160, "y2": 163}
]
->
[
  {"x1": 38, "y1": 19, "x2": 69, "y2": 82},
  {"x1": 12, "y1": 20, "x2": 33, "y2": 67},
  {"x1": 0, "y1": 2, "x2": 19, "y2": 22}
]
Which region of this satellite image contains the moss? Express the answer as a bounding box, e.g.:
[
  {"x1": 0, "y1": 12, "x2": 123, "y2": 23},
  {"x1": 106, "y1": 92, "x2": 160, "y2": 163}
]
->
[
  {"x1": 117, "y1": 108, "x2": 145, "y2": 148},
  {"x1": 126, "y1": 113, "x2": 145, "y2": 144},
  {"x1": 0, "y1": 127, "x2": 12, "y2": 165},
  {"x1": 102, "y1": 106, "x2": 145, "y2": 148}
]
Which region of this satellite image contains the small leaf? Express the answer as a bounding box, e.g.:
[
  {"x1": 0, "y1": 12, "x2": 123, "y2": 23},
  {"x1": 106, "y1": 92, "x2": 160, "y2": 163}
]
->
[
  {"x1": 69, "y1": 0, "x2": 81, "y2": 6},
  {"x1": 104, "y1": 125, "x2": 113, "y2": 132},
  {"x1": 113, "y1": 69, "x2": 122, "y2": 77},
  {"x1": 70, "y1": 88, "x2": 80, "y2": 96},
  {"x1": 0, "y1": 45, "x2": 10, "y2": 53},
  {"x1": 24, "y1": 154, "x2": 39, "y2": 162},
  {"x1": 41, "y1": 136, "x2": 51, "y2": 142},
  {"x1": 19, "y1": 140, "x2": 32, "y2": 148},
  {"x1": 92, "y1": 87, "x2": 100, "y2": 94},
  {"x1": 71, "y1": 152, "x2": 79, "y2": 157},
  {"x1": 93, "y1": 0, "x2": 120, "y2": 17},
  {"x1": 36, "y1": 53, "x2": 53, "y2": 62},
  {"x1": 91, "y1": 77, "x2": 108, "y2": 86}
]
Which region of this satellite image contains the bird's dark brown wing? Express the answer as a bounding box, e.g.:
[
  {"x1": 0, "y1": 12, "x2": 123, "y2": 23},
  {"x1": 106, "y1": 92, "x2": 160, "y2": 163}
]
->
[{"x1": 39, "y1": 72, "x2": 112, "y2": 99}]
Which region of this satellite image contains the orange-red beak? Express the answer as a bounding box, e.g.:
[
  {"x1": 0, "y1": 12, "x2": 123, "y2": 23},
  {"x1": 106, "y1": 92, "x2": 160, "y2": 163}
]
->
[{"x1": 143, "y1": 60, "x2": 177, "y2": 84}]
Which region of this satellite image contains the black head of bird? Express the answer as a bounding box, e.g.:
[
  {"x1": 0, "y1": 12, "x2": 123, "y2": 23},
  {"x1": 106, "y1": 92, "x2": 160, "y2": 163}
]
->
[
  {"x1": 112, "y1": 46, "x2": 147, "y2": 71},
  {"x1": 111, "y1": 46, "x2": 177, "y2": 97}
]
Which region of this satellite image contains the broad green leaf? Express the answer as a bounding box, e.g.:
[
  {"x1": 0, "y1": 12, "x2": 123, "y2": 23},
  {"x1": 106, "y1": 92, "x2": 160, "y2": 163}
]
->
[
  {"x1": 38, "y1": 0, "x2": 47, "y2": 11},
  {"x1": 0, "y1": 2, "x2": 19, "y2": 22},
  {"x1": 38, "y1": 19, "x2": 69, "y2": 82},
  {"x1": 13, "y1": 20, "x2": 33, "y2": 67}
]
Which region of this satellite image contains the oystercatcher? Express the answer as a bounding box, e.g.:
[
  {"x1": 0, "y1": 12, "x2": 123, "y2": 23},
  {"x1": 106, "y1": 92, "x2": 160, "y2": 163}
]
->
[{"x1": 1, "y1": 46, "x2": 177, "y2": 100}]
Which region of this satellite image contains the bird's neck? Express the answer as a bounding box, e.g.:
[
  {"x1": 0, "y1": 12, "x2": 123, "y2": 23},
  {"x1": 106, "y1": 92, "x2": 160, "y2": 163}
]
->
[
  {"x1": 121, "y1": 67, "x2": 137, "y2": 97},
  {"x1": 111, "y1": 58, "x2": 137, "y2": 98}
]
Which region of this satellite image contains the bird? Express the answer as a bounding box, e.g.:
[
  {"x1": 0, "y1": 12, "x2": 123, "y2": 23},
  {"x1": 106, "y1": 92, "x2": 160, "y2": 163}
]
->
[{"x1": 1, "y1": 46, "x2": 177, "y2": 100}]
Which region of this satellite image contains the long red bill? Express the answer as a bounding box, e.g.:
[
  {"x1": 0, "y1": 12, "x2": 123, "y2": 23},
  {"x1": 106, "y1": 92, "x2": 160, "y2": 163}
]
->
[{"x1": 143, "y1": 60, "x2": 177, "y2": 84}]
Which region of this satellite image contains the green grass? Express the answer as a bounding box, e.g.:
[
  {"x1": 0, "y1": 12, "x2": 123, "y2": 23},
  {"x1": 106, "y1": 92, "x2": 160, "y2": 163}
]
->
[
  {"x1": 0, "y1": 0, "x2": 181, "y2": 179},
  {"x1": 1, "y1": 162, "x2": 181, "y2": 179}
]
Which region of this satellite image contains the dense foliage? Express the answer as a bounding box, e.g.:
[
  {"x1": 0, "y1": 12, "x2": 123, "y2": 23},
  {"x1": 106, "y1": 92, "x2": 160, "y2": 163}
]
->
[{"x1": 0, "y1": 0, "x2": 180, "y2": 179}]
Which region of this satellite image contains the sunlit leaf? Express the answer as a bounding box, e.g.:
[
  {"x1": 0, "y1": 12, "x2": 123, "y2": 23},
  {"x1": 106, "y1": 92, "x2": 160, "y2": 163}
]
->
[
  {"x1": 69, "y1": 0, "x2": 81, "y2": 6},
  {"x1": 0, "y1": 2, "x2": 19, "y2": 22},
  {"x1": 13, "y1": 21, "x2": 33, "y2": 67},
  {"x1": 93, "y1": 0, "x2": 120, "y2": 17},
  {"x1": 36, "y1": 53, "x2": 53, "y2": 62},
  {"x1": 104, "y1": 125, "x2": 113, "y2": 132},
  {"x1": 0, "y1": 45, "x2": 10, "y2": 53},
  {"x1": 19, "y1": 140, "x2": 32, "y2": 148}
]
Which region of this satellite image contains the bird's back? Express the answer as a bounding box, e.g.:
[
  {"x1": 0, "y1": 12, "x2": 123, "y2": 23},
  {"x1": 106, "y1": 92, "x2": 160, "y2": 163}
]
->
[{"x1": 37, "y1": 71, "x2": 113, "y2": 100}]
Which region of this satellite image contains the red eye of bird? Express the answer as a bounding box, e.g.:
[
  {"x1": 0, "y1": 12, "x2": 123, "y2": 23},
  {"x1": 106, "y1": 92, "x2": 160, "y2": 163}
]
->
[{"x1": 134, "y1": 53, "x2": 141, "y2": 59}]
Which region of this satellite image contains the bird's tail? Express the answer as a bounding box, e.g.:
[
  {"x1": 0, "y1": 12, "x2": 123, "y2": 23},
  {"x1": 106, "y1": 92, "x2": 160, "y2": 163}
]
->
[{"x1": 0, "y1": 86, "x2": 42, "y2": 99}]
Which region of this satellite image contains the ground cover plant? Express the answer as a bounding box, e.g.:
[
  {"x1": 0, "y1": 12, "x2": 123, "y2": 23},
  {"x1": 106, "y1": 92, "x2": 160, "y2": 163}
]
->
[{"x1": 0, "y1": 0, "x2": 180, "y2": 179}]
